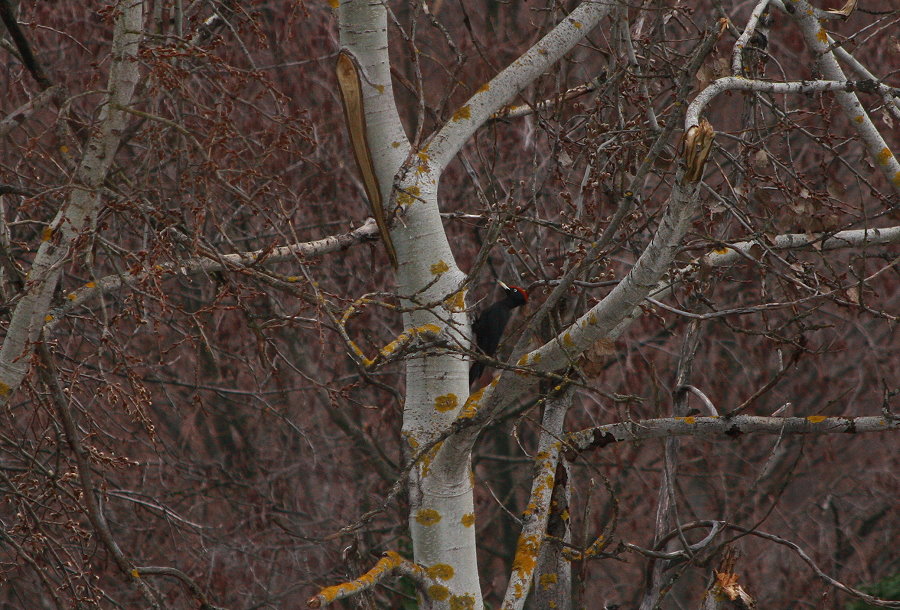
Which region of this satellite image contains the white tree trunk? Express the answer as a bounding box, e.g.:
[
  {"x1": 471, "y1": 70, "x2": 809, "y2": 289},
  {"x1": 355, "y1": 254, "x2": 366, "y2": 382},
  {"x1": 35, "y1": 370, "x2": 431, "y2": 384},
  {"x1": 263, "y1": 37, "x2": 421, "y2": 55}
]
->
[{"x1": 0, "y1": 0, "x2": 144, "y2": 401}]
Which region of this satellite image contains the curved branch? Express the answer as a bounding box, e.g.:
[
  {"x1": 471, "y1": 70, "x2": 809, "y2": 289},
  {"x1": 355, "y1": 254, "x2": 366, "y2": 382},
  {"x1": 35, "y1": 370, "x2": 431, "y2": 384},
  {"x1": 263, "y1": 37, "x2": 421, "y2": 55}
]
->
[
  {"x1": 686, "y1": 77, "x2": 898, "y2": 128},
  {"x1": 428, "y1": 0, "x2": 617, "y2": 170},
  {"x1": 133, "y1": 566, "x2": 223, "y2": 610},
  {"x1": 306, "y1": 551, "x2": 437, "y2": 608}
]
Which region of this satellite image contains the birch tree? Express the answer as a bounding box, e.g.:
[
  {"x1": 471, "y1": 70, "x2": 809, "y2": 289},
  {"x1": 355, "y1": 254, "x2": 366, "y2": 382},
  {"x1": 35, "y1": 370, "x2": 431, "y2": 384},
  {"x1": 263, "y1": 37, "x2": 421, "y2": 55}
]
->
[{"x1": 0, "y1": 0, "x2": 897, "y2": 608}]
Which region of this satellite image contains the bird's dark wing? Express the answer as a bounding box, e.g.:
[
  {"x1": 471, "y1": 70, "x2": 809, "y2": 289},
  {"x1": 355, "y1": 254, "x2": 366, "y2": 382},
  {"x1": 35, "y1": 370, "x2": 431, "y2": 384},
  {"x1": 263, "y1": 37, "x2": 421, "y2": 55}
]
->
[{"x1": 472, "y1": 303, "x2": 512, "y2": 357}]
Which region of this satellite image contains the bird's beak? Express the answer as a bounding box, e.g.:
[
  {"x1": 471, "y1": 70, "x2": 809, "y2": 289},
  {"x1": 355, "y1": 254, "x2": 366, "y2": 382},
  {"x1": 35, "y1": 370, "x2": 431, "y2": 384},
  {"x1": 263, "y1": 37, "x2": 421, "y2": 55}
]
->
[{"x1": 498, "y1": 281, "x2": 509, "y2": 290}]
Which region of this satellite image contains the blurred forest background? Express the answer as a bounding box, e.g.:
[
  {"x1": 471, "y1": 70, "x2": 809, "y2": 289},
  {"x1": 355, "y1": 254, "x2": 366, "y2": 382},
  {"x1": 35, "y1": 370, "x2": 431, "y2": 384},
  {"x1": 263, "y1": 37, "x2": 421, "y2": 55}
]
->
[{"x1": 0, "y1": 0, "x2": 897, "y2": 607}]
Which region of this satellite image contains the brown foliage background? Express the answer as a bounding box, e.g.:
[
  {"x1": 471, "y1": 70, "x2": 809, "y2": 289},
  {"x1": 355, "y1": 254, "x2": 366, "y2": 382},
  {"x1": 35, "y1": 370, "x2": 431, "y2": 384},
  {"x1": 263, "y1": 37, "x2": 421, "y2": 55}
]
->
[{"x1": 1, "y1": 0, "x2": 897, "y2": 607}]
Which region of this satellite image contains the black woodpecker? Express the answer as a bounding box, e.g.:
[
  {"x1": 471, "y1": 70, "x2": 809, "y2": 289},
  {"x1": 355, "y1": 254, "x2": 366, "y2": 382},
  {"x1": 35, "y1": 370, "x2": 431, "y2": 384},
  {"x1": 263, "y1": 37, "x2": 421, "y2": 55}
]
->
[{"x1": 470, "y1": 281, "x2": 529, "y2": 386}]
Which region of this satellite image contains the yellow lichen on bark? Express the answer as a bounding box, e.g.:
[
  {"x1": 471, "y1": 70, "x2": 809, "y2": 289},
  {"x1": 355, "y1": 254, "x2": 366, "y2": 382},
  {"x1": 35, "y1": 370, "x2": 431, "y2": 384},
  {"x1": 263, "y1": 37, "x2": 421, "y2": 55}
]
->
[
  {"x1": 452, "y1": 105, "x2": 472, "y2": 121},
  {"x1": 397, "y1": 185, "x2": 421, "y2": 207},
  {"x1": 449, "y1": 594, "x2": 476, "y2": 609},
  {"x1": 444, "y1": 289, "x2": 466, "y2": 312},
  {"x1": 309, "y1": 551, "x2": 403, "y2": 606},
  {"x1": 427, "y1": 563, "x2": 455, "y2": 580},
  {"x1": 459, "y1": 388, "x2": 484, "y2": 419},
  {"x1": 431, "y1": 260, "x2": 450, "y2": 275},
  {"x1": 876, "y1": 147, "x2": 894, "y2": 165},
  {"x1": 539, "y1": 573, "x2": 558, "y2": 589},
  {"x1": 434, "y1": 393, "x2": 459, "y2": 413},
  {"x1": 415, "y1": 509, "x2": 442, "y2": 526},
  {"x1": 428, "y1": 585, "x2": 450, "y2": 600},
  {"x1": 511, "y1": 534, "x2": 541, "y2": 577}
]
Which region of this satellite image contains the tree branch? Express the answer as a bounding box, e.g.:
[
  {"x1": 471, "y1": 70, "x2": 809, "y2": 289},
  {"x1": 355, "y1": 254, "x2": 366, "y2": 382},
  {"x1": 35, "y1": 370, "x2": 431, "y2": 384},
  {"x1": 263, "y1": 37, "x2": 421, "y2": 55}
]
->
[{"x1": 566, "y1": 415, "x2": 897, "y2": 456}]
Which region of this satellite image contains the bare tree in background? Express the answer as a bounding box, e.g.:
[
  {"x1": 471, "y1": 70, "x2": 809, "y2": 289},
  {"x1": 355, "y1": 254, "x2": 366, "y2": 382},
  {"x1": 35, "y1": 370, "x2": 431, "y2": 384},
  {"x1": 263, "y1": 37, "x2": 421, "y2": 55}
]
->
[{"x1": 0, "y1": 0, "x2": 897, "y2": 608}]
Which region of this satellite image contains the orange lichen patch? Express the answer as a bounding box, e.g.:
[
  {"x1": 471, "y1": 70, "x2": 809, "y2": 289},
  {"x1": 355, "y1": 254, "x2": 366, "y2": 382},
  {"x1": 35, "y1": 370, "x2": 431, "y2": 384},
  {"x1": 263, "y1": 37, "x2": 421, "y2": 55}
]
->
[
  {"x1": 328, "y1": 0, "x2": 339, "y2": 7},
  {"x1": 816, "y1": 28, "x2": 828, "y2": 43},
  {"x1": 676, "y1": 416, "x2": 697, "y2": 424},
  {"x1": 131, "y1": 569, "x2": 140, "y2": 579},
  {"x1": 428, "y1": 584, "x2": 450, "y2": 601},
  {"x1": 853, "y1": 115, "x2": 864, "y2": 123},
  {"x1": 876, "y1": 147, "x2": 894, "y2": 165},
  {"x1": 309, "y1": 551, "x2": 403, "y2": 606},
  {"x1": 512, "y1": 583, "x2": 525, "y2": 599},
  {"x1": 415, "y1": 509, "x2": 442, "y2": 526},
  {"x1": 563, "y1": 332, "x2": 575, "y2": 347},
  {"x1": 713, "y1": 246, "x2": 729, "y2": 254},
  {"x1": 444, "y1": 289, "x2": 466, "y2": 312},
  {"x1": 357, "y1": 350, "x2": 375, "y2": 368},
  {"x1": 511, "y1": 534, "x2": 541, "y2": 577},
  {"x1": 41, "y1": 226, "x2": 53, "y2": 242},
  {"x1": 570, "y1": 19, "x2": 583, "y2": 28},
  {"x1": 431, "y1": 260, "x2": 450, "y2": 275},
  {"x1": 459, "y1": 388, "x2": 484, "y2": 419},
  {"x1": 461, "y1": 512, "x2": 475, "y2": 527},
  {"x1": 523, "y1": 500, "x2": 538, "y2": 518},
  {"x1": 539, "y1": 573, "x2": 558, "y2": 590},
  {"x1": 449, "y1": 594, "x2": 476, "y2": 609},
  {"x1": 806, "y1": 415, "x2": 827, "y2": 423},
  {"x1": 403, "y1": 432, "x2": 419, "y2": 449},
  {"x1": 434, "y1": 393, "x2": 459, "y2": 413},
  {"x1": 893, "y1": 171, "x2": 900, "y2": 187},
  {"x1": 66, "y1": 292, "x2": 77, "y2": 301},
  {"x1": 452, "y1": 105, "x2": 472, "y2": 121},
  {"x1": 44, "y1": 314, "x2": 53, "y2": 322},
  {"x1": 427, "y1": 563, "x2": 455, "y2": 580},
  {"x1": 588, "y1": 313, "x2": 598, "y2": 325},
  {"x1": 476, "y1": 83, "x2": 490, "y2": 93},
  {"x1": 396, "y1": 185, "x2": 422, "y2": 207},
  {"x1": 517, "y1": 354, "x2": 530, "y2": 366},
  {"x1": 419, "y1": 441, "x2": 443, "y2": 477},
  {"x1": 378, "y1": 323, "x2": 441, "y2": 359},
  {"x1": 374, "y1": 84, "x2": 385, "y2": 94},
  {"x1": 417, "y1": 152, "x2": 430, "y2": 162},
  {"x1": 0, "y1": 382, "x2": 10, "y2": 396}
]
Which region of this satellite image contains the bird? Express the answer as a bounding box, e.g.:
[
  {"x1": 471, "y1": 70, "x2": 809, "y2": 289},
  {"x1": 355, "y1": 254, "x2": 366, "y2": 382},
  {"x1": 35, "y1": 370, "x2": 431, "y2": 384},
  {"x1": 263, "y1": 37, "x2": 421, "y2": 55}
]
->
[{"x1": 470, "y1": 281, "x2": 529, "y2": 386}]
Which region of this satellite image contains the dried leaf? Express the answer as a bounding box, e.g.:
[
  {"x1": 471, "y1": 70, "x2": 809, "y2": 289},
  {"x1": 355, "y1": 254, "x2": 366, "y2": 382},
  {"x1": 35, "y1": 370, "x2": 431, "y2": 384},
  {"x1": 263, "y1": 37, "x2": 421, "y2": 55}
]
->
[
  {"x1": 682, "y1": 119, "x2": 715, "y2": 183},
  {"x1": 751, "y1": 149, "x2": 768, "y2": 169},
  {"x1": 714, "y1": 570, "x2": 756, "y2": 608},
  {"x1": 826, "y1": 0, "x2": 856, "y2": 17},
  {"x1": 581, "y1": 338, "x2": 617, "y2": 379}
]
